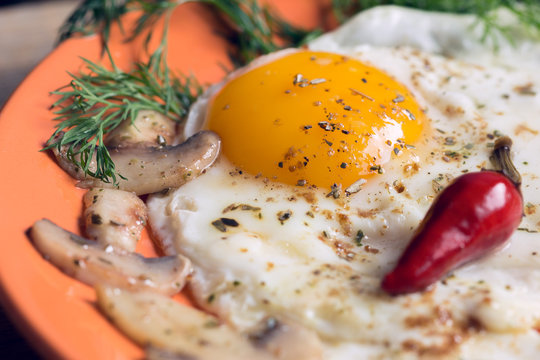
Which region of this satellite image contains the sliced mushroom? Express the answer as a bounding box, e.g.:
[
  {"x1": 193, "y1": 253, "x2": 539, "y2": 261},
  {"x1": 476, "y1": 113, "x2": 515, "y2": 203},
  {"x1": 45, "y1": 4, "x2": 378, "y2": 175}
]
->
[
  {"x1": 247, "y1": 317, "x2": 323, "y2": 360},
  {"x1": 50, "y1": 134, "x2": 88, "y2": 180},
  {"x1": 30, "y1": 219, "x2": 191, "y2": 295},
  {"x1": 83, "y1": 188, "x2": 147, "y2": 252},
  {"x1": 95, "y1": 285, "x2": 271, "y2": 360},
  {"x1": 105, "y1": 110, "x2": 177, "y2": 148},
  {"x1": 53, "y1": 130, "x2": 221, "y2": 195}
]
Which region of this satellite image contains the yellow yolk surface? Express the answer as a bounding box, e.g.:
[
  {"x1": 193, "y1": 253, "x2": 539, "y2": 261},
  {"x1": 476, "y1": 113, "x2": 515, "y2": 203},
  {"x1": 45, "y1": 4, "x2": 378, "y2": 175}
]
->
[{"x1": 207, "y1": 51, "x2": 424, "y2": 189}]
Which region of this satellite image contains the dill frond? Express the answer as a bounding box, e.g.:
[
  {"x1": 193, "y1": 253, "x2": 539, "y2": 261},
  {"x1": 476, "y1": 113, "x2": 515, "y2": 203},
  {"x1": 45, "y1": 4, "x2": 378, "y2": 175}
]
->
[
  {"x1": 46, "y1": 11, "x2": 202, "y2": 184},
  {"x1": 58, "y1": 0, "x2": 320, "y2": 62},
  {"x1": 57, "y1": 0, "x2": 130, "y2": 45},
  {"x1": 332, "y1": 0, "x2": 540, "y2": 45}
]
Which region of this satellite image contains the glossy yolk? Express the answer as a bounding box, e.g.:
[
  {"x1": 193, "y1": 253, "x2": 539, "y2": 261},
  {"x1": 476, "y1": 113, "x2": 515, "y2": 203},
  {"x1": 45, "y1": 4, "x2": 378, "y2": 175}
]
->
[{"x1": 207, "y1": 51, "x2": 425, "y2": 189}]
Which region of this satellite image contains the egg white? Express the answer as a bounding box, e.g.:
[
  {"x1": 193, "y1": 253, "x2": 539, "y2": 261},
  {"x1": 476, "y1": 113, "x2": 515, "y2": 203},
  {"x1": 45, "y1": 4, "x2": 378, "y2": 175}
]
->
[{"x1": 149, "y1": 6, "x2": 540, "y2": 359}]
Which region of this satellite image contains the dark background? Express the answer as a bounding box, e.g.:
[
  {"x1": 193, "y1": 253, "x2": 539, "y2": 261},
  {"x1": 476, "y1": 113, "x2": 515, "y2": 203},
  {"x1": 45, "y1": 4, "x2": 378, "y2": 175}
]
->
[
  {"x1": 0, "y1": 0, "x2": 77, "y2": 107},
  {"x1": 0, "y1": 1, "x2": 79, "y2": 357}
]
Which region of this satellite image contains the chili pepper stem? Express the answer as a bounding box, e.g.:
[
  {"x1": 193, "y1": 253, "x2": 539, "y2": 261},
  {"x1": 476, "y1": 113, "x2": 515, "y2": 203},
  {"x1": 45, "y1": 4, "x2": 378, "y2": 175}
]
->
[{"x1": 491, "y1": 136, "x2": 522, "y2": 189}]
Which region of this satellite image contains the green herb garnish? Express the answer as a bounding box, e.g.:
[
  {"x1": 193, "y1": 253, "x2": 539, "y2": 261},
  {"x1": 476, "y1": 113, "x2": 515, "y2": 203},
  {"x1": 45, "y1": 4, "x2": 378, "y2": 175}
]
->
[
  {"x1": 58, "y1": 0, "x2": 317, "y2": 63},
  {"x1": 45, "y1": 11, "x2": 201, "y2": 184},
  {"x1": 332, "y1": 0, "x2": 540, "y2": 48},
  {"x1": 355, "y1": 230, "x2": 364, "y2": 246}
]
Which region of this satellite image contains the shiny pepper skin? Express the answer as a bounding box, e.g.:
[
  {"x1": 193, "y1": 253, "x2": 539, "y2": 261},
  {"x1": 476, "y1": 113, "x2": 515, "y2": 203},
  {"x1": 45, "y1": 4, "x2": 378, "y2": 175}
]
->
[{"x1": 382, "y1": 170, "x2": 523, "y2": 295}]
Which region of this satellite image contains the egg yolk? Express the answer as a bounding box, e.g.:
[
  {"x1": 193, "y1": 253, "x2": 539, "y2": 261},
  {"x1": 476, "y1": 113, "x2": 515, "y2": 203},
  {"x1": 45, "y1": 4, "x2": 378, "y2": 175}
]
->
[{"x1": 207, "y1": 51, "x2": 424, "y2": 189}]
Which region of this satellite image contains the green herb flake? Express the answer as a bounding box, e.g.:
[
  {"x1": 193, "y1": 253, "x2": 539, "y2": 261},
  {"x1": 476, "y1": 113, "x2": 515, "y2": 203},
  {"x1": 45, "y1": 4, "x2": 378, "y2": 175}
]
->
[
  {"x1": 355, "y1": 230, "x2": 364, "y2": 246},
  {"x1": 211, "y1": 219, "x2": 227, "y2": 232},
  {"x1": 204, "y1": 320, "x2": 220, "y2": 328},
  {"x1": 211, "y1": 218, "x2": 239, "y2": 232},
  {"x1": 277, "y1": 210, "x2": 292, "y2": 224},
  {"x1": 91, "y1": 213, "x2": 102, "y2": 225}
]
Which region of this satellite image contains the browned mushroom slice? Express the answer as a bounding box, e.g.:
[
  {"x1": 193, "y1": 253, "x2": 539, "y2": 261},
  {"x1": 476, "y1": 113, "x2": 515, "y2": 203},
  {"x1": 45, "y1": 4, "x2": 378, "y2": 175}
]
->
[
  {"x1": 83, "y1": 188, "x2": 147, "y2": 252},
  {"x1": 105, "y1": 110, "x2": 177, "y2": 148},
  {"x1": 248, "y1": 317, "x2": 323, "y2": 360},
  {"x1": 78, "y1": 130, "x2": 220, "y2": 195},
  {"x1": 95, "y1": 286, "x2": 271, "y2": 360},
  {"x1": 52, "y1": 131, "x2": 220, "y2": 195},
  {"x1": 30, "y1": 219, "x2": 191, "y2": 295},
  {"x1": 50, "y1": 134, "x2": 89, "y2": 180}
]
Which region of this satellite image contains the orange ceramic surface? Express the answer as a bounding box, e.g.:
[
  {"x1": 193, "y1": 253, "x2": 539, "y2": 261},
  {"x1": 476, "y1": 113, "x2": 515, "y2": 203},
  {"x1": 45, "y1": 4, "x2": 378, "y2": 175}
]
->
[{"x1": 0, "y1": 1, "x2": 330, "y2": 359}]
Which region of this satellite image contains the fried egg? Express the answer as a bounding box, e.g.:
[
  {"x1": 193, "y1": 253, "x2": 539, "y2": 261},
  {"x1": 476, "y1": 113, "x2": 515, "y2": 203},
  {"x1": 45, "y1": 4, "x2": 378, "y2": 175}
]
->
[{"x1": 149, "y1": 6, "x2": 540, "y2": 359}]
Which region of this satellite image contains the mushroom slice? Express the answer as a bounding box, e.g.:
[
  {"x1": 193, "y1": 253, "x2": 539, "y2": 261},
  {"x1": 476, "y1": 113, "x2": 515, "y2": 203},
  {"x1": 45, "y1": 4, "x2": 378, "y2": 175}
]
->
[
  {"x1": 30, "y1": 219, "x2": 191, "y2": 295},
  {"x1": 105, "y1": 110, "x2": 177, "y2": 148},
  {"x1": 50, "y1": 133, "x2": 89, "y2": 180},
  {"x1": 247, "y1": 317, "x2": 323, "y2": 360},
  {"x1": 95, "y1": 285, "x2": 271, "y2": 360},
  {"x1": 53, "y1": 130, "x2": 220, "y2": 195},
  {"x1": 83, "y1": 188, "x2": 147, "y2": 252},
  {"x1": 78, "y1": 130, "x2": 220, "y2": 195}
]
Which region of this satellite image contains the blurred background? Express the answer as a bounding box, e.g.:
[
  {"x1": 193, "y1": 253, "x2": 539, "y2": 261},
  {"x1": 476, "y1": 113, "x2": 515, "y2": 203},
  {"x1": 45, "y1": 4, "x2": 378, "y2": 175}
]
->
[
  {"x1": 0, "y1": 0, "x2": 78, "y2": 107},
  {"x1": 0, "y1": 1, "x2": 79, "y2": 357}
]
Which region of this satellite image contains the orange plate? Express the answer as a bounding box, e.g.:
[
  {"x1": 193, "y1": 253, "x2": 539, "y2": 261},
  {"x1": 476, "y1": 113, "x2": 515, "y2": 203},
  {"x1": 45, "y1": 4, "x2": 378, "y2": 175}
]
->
[{"x1": 0, "y1": 1, "x2": 331, "y2": 359}]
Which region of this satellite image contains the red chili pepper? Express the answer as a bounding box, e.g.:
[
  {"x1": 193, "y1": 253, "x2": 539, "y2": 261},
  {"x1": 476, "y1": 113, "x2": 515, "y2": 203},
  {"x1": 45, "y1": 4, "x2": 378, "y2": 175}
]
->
[{"x1": 382, "y1": 137, "x2": 523, "y2": 295}]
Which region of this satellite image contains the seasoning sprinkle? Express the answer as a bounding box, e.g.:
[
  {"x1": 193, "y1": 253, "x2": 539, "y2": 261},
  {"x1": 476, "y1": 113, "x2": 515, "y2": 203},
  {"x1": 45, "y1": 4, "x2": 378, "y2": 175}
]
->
[
  {"x1": 310, "y1": 78, "x2": 326, "y2": 85},
  {"x1": 326, "y1": 183, "x2": 342, "y2": 199},
  {"x1": 355, "y1": 230, "x2": 365, "y2": 246},
  {"x1": 392, "y1": 94, "x2": 405, "y2": 103},
  {"x1": 223, "y1": 203, "x2": 261, "y2": 213},
  {"x1": 318, "y1": 121, "x2": 332, "y2": 131},
  {"x1": 293, "y1": 73, "x2": 304, "y2": 85},
  {"x1": 156, "y1": 134, "x2": 167, "y2": 146},
  {"x1": 91, "y1": 214, "x2": 102, "y2": 225},
  {"x1": 349, "y1": 88, "x2": 374, "y2": 101},
  {"x1": 370, "y1": 165, "x2": 384, "y2": 174},
  {"x1": 277, "y1": 210, "x2": 292, "y2": 224},
  {"x1": 211, "y1": 218, "x2": 240, "y2": 232},
  {"x1": 514, "y1": 83, "x2": 536, "y2": 96},
  {"x1": 211, "y1": 219, "x2": 227, "y2": 232},
  {"x1": 404, "y1": 109, "x2": 416, "y2": 120},
  {"x1": 221, "y1": 218, "x2": 239, "y2": 227},
  {"x1": 345, "y1": 178, "x2": 367, "y2": 195}
]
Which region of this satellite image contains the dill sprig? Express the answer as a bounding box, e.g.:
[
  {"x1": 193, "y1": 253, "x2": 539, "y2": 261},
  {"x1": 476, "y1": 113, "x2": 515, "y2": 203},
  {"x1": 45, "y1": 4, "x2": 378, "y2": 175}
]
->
[
  {"x1": 46, "y1": 11, "x2": 202, "y2": 184},
  {"x1": 57, "y1": 0, "x2": 130, "y2": 45},
  {"x1": 59, "y1": 0, "x2": 540, "y2": 59},
  {"x1": 332, "y1": 0, "x2": 540, "y2": 45},
  {"x1": 200, "y1": 0, "x2": 319, "y2": 64},
  {"x1": 57, "y1": 0, "x2": 319, "y2": 62}
]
